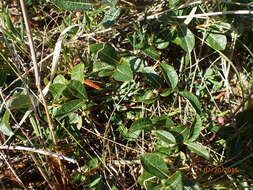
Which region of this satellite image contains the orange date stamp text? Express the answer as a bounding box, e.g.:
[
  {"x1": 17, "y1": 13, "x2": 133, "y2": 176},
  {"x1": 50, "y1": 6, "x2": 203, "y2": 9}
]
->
[{"x1": 203, "y1": 167, "x2": 238, "y2": 174}]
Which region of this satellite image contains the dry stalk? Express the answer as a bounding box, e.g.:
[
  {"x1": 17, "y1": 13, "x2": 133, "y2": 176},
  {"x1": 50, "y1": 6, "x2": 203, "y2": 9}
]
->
[
  {"x1": 19, "y1": 0, "x2": 68, "y2": 188},
  {"x1": 0, "y1": 145, "x2": 77, "y2": 164}
]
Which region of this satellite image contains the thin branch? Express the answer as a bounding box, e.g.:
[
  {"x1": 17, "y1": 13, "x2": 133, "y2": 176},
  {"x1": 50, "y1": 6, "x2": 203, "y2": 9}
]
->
[
  {"x1": 0, "y1": 145, "x2": 77, "y2": 164},
  {"x1": 170, "y1": 10, "x2": 253, "y2": 19},
  {"x1": 19, "y1": 0, "x2": 56, "y2": 148},
  {"x1": 19, "y1": 0, "x2": 40, "y2": 87},
  {"x1": 19, "y1": 1, "x2": 67, "y2": 187}
]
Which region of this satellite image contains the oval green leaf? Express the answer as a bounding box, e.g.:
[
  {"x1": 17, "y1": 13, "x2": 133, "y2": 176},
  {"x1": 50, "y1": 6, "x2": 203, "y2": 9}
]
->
[
  {"x1": 153, "y1": 130, "x2": 176, "y2": 144},
  {"x1": 163, "y1": 171, "x2": 183, "y2": 190},
  {"x1": 0, "y1": 110, "x2": 14, "y2": 136},
  {"x1": 143, "y1": 46, "x2": 161, "y2": 60},
  {"x1": 113, "y1": 61, "x2": 133, "y2": 82},
  {"x1": 179, "y1": 91, "x2": 202, "y2": 114},
  {"x1": 90, "y1": 44, "x2": 119, "y2": 65},
  {"x1": 53, "y1": 74, "x2": 68, "y2": 84},
  {"x1": 142, "y1": 67, "x2": 163, "y2": 88},
  {"x1": 160, "y1": 63, "x2": 178, "y2": 89},
  {"x1": 49, "y1": 83, "x2": 67, "y2": 101},
  {"x1": 152, "y1": 116, "x2": 174, "y2": 129},
  {"x1": 185, "y1": 142, "x2": 209, "y2": 160},
  {"x1": 54, "y1": 99, "x2": 88, "y2": 118},
  {"x1": 138, "y1": 171, "x2": 158, "y2": 189},
  {"x1": 71, "y1": 63, "x2": 84, "y2": 82},
  {"x1": 188, "y1": 115, "x2": 202, "y2": 142},
  {"x1": 127, "y1": 118, "x2": 152, "y2": 141},
  {"x1": 101, "y1": 7, "x2": 122, "y2": 29},
  {"x1": 63, "y1": 80, "x2": 87, "y2": 99},
  {"x1": 173, "y1": 24, "x2": 195, "y2": 53},
  {"x1": 6, "y1": 94, "x2": 32, "y2": 110},
  {"x1": 141, "y1": 153, "x2": 169, "y2": 179},
  {"x1": 205, "y1": 31, "x2": 227, "y2": 51},
  {"x1": 170, "y1": 125, "x2": 190, "y2": 144}
]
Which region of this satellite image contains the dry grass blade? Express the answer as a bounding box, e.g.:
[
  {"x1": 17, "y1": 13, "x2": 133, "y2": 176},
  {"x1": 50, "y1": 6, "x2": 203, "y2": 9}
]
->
[
  {"x1": 42, "y1": 24, "x2": 80, "y2": 97},
  {"x1": 49, "y1": 24, "x2": 80, "y2": 83}
]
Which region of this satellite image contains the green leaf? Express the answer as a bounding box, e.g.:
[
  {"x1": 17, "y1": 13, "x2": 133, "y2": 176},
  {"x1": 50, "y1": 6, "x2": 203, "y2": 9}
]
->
[
  {"x1": 188, "y1": 115, "x2": 202, "y2": 142},
  {"x1": 170, "y1": 125, "x2": 190, "y2": 144},
  {"x1": 185, "y1": 142, "x2": 209, "y2": 160},
  {"x1": 0, "y1": 110, "x2": 14, "y2": 136},
  {"x1": 3, "y1": 8, "x2": 20, "y2": 38},
  {"x1": 160, "y1": 63, "x2": 178, "y2": 89},
  {"x1": 156, "y1": 39, "x2": 169, "y2": 50},
  {"x1": 51, "y1": 0, "x2": 94, "y2": 10},
  {"x1": 90, "y1": 44, "x2": 119, "y2": 65},
  {"x1": 89, "y1": 176, "x2": 102, "y2": 187},
  {"x1": 179, "y1": 91, "x2": 202, "y2": 114},
  {"x1": 152, "y1": 116, "x2": 174, "y2": 129},
  {"x1": 93, "y1": 61, "x2": 115, "y2": 77},
  {"x1": 142, "y1": 46, "x2": 160, "y2": 60},
  {"x1": 101, "y1": 7, "x2": 121, "y2": 28},
  {"x1": 54, "y1": 99, "x2": 88, "y2": 118},
  {"x1": 113, "y1": 61, "x2": 133, "y2": 82},
  {"x1": 205, "y1": 31, "x2": 227, "y2": 51},
  {"x1": 6, "y1": 94, "x2": 32, "y2": 110},
  {"x1": 173, "y1": 25, "x2": 195, "y2": 53},
  {"x1": 111, "y1": 185, "x2": 119, "y2": 190},
  {"x1": 136, "y1": 90, "x2": 157, "y2": 104},
  {"x1": 63, "y1": 80, "x2": 87, "y2": 99},
  {"x1": 126, "y1": 118, "x2": 152, "y2": 141},
  {"x1": 160, "y1": 88, "x2": 174, "y2": 97},
  {"x1": 53, "y1": 74, "x2": 68, "y2": 84},
  {"x1": 68, "y1": 113, "x2": 83, "y2": 130},
  {"x1": 163, "y1": 171, "x2": 183, "y2": 190},
  {"x1": 153, "y1": 130, "x2": 176, "y2": 144},
  {"x1": 29, "y1": 115, "x2": 42, "y2": 138},
  {"x1": 71, "y1": 63, "x2": 84, "y2": 82},
  {"x1": 141, "y1": 153, "x2": 169, "y2": 179},
  {"x1": 126, "y1": 56, "x2": 144, "y2": 72},
  {"x1": 49, "y1": 83, "x2": 67, "y2": 101},
  {"x1": 138, "y1": 171, "x2": 158, "y2": 189},
  {"x1": 98, "y1": 67, "x2": 115, "y2": 77},
  {"x1": 142, "y1": 67, "x2": 163, "y2": 88}
]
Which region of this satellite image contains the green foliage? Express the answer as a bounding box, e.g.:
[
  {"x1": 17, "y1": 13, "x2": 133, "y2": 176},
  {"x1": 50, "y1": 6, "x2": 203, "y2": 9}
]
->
[
  {"x1": 153, "y1": 130, "x2": 177, "y2": 144},
  {"x1": 158, "y1": 171, "x2": 183, "y2": 190},
  {"x1": 51, "y1": 0, "x2": 95, "y2": 10},
  {"x1": 141, "y1": 153, "x2": 169, "y2": 179},
  {"x1": 6, "y1": 94, "x2": 32, "y2": 110},
  {"x1": 185, "y1": 142, "x2": 209, "y2": 160},
  {"x1": 101, "y1": 7, "x2": 122, "y2": 28},
  {"x1": 125, "y1": 118, "x2": 152, "y2": 140},
  {"x1": 0, "y1": 110, "x2": 14, "y2": 136},
  {"x1": 188, "y1": 115, "x2": 202, "y2": 142},
  {"x1": 178, "y1": 91, "x2": 202, "y2": 114},
  {"x1": 54, "y1": 99, "x2": 89, "y2": 118},
  {"x1": 90, "y1": 44, "x2": 120, "y2": 65},
  {"x1": 1, "y1": 0, "x2": 253, "y2": 189},
  {"x1": 205, "y1": 31, "x2": 227, "y2": 51},
  {"x1": 173, "y1": 24, "x2": 195, "y2": 53},
  {"x1": 113, "y1": 61, "x2": 133, "y2": 82},
  {"x1": 71, "y1": 63, "x2": 84, "y2": 82},
  {"x1": 160, "y1": 63, "x2": 178, "y2": 89},
  {"x1": 63, "y1": 80, "x2": 87, "y2": 99}
]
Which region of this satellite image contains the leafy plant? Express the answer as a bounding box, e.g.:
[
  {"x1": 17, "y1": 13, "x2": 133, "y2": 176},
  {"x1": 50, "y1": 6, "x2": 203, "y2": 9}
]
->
[{"x1": 1, "y1": 0, "x2": 253, "y2": 189}]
